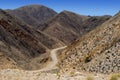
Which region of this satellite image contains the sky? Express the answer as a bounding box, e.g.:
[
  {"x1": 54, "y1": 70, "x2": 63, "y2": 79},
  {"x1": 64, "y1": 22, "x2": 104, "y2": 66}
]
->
[{"x1": 0, "y1": 0, "x2": 120, "y2": 16}]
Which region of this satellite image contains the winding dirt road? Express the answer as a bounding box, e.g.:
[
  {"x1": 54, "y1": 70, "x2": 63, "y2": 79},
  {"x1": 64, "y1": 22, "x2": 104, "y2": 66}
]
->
[{"x1": 40, "y1": 46, "x2": 67, "y2": 71}]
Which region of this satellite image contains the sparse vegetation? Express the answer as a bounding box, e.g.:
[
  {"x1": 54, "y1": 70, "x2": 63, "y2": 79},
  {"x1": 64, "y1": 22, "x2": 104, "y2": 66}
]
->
[
  {"x1": 57, "y1": 72, "x2": 61, "y2": 80},
  {"x1": 70, "y1": 71, "x2": 75, "y2": 77},
  {"x1": 86, "y1": 76, "x2": 94, "y2": 80},
  {"x1": 109, "y1": 74, "x2": 120, "y2": 80}
]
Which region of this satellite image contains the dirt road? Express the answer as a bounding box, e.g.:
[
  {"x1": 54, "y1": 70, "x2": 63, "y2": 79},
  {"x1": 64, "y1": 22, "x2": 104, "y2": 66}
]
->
[{"x1": 40, "y1": 46, "x2": 67, "y2": 71}]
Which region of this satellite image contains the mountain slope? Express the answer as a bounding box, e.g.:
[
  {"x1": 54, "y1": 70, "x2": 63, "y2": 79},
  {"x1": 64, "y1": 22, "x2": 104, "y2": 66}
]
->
[
  {"x1": 82, "y1": 15, "x2": 111, "y2": 33},
  {"x1": 0, "y1": 9, "x2": 63, "y2": 69},
  {"x1": 6, "y1": 4, "x2": 57, "y2": 29},
  {"x1": 42, "y1": 11, "x2": 111, "y2": 45},
  {"x1": 59, "y1": 12, "x2": 120, "y2": 74},
  {"x1": 6, "y1": 6, "x2": 111, "y2": 45},
  {"x1": 42, "y1": 11, "x2": 88, "y2": 44}
]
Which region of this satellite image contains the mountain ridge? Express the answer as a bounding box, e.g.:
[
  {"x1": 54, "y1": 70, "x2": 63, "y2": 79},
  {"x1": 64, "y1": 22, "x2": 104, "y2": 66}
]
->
[{"x1": 42, "y1": 10, "x2": 111, "y2": 44}]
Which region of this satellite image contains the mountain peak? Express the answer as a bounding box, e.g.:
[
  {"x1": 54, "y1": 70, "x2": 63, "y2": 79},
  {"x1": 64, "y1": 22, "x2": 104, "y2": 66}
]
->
[
  {"x1": 58, "y1": 10, "x2": 90, "y2": 20},
  {"x1": 59, "y1": 10, "x2": 78, "y2": 15},
  {"x1": 61, "y1": 10, "x2": 73, "y2": 13},
  {"x1": 15, "y1": 4, "x2": 46, "y2": 10},
  {"x1": 6, "y1": 4, "x2": 57, "y2": 28}
]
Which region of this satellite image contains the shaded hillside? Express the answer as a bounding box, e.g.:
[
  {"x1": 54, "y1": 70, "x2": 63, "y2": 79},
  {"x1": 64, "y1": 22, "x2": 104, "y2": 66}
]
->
[
  {"x1": 59, "y1": 12, "x2": 120, "y2": 74},
  {"x1": 32, "y1": 30, "x2": 65, "y2": 49},
  {"x1": 42, "y1": 11, "x2": 111, "y2": 45},
  {"x1": 0, "y1": 9, "x2": 63, "y2": 69},
  {"x1": 6, "y1": 4, "x2": 57, "y2": 29}
]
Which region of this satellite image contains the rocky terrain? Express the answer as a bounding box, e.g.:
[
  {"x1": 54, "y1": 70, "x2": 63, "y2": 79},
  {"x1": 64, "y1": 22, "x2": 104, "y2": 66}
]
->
[
  {"x1": 0, "y1": 45, "x2": 119, "y2": 80},
  {"x1": 0, "y1": 69, "x2": 110, "y2": 80},
  {"x1": 59, "y1": 12, "x2": 120, "y2": 74},
  {"x1": 6, "y1": 4, "x2": 57, "y2": 29}
]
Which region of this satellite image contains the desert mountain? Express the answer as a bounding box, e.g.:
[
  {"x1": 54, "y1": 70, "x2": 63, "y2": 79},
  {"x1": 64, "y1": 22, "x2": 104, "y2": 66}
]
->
[
  {"x1": 59, "y1": 12, "x2": 120, "y2": 74},
  {"x1": 6, "y1": 5, "x2": 111, "y2": 45},
  {"x1": 6, "y1": 4, "x2": 57, "y2": 29},
  {"x1": 0, "y1": 9, "x2": 63, "y2": 69},
  {"x1": 42, "y1": 10, "x2": 111, "y2": 44}
]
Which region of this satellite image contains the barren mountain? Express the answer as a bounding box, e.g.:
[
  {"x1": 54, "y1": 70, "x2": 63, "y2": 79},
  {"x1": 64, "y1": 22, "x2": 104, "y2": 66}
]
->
[
  {"x1": 0, "y1": 9, "x2": 63, "y2": 70},
  {"x1": 6, "y1": 4, "x2": 57, "y2": 29},
  {"x1": 6, "y1": 5, "x2": 111, "y2": 45},
  {"x1": 42, "y1": 11, "x2": 111, "y2": 44},
  {"x1": 59, "y1": 12, "x2": 120, "y2": 74}
]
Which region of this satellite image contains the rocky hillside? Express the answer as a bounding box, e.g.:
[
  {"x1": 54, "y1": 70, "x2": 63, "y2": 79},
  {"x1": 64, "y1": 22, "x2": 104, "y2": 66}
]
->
[
  {"x1": 6, "y1": 4, "x2": 57, "y2": 29},
  {"x1": 59, "y1": 12, "x2": 120, "y2": 74},
  {"x1": 42, "y1": 11, "x2": 111, "y2": 45},
  {"x1": 0, "y1": 9, "x2": 63, "y2": 70}
]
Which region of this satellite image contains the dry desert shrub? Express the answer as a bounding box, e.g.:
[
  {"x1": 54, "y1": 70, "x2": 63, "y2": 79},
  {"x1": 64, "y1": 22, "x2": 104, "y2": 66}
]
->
[{"x1": 109, "y1": 73, "x2": 120, "y2": 80}]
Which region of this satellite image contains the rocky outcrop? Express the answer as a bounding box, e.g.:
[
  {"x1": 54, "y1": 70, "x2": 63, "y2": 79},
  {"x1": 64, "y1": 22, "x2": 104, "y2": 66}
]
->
[{"x1": 81, "y1": 40, "x2": 120, "y2": 74}]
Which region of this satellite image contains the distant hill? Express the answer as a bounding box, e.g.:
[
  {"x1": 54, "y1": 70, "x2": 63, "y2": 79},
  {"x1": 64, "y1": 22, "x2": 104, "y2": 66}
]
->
[
  {"x1": 59, "y1": 12, "x2": 120, "y2": 74},
  {"x1": 42, "y1": 10, "x2": 111, "y2": 45},
  {"x1": 6, "y1": 4, "x2": 57, "y2": 29}
]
